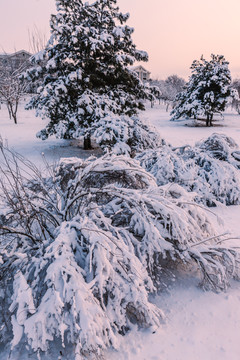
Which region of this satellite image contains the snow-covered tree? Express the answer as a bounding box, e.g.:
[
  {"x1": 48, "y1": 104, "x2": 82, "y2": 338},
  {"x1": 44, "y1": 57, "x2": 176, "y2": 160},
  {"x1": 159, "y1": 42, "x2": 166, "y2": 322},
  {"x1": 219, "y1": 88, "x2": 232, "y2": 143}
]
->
[
  {"x1": 1, "y1": 145, "x2": 240, "y2": 359},
  {"x1": 0, "y1": 58, "x2": 29, "y2": 124},
  {"x1": 25, "y1": 0, "x2": 151, "y2": 149},
  {"x1": 165, "y1": 74, "x2": 185, "y2": 92},
  {"x1": 231, "y1": 78, "x2": 240, "y2": 113},
  {"x1": 150, "y1": 75, "x2": 185, "y2": 111},
  {"x1": 171, "y1": 54, "x2": 238, "y2": 126}
]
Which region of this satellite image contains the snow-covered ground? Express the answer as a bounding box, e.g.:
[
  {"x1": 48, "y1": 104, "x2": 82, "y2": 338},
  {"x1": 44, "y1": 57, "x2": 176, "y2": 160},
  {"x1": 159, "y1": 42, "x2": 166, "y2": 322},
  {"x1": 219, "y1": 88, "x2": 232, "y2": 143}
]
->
[
  {"x1": 106, "y1": 279, "x2": 240, "y2": 360},
  {"x1": 2, "y1": 101, "x2": 240, "y2": 162},
  {"x1": 1, "y1": 101, "x2": 240, "y2": 360},
  {"x1": 0, "y1": 100, "x2": 103, "y2": 167},
  {"x1": 142, "y1": 104, "x2": 240, "y2": 148}
]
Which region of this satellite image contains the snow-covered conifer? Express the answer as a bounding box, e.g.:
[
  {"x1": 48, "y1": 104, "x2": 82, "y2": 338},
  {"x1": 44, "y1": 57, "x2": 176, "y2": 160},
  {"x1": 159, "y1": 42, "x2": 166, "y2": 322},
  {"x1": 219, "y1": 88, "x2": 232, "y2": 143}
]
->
[
  {"x1": 171, "y1": 54, "x2": 238, "y2": 125},
  {"x1": 25, "y1": 0, "x2": 151, "y2": 149}
]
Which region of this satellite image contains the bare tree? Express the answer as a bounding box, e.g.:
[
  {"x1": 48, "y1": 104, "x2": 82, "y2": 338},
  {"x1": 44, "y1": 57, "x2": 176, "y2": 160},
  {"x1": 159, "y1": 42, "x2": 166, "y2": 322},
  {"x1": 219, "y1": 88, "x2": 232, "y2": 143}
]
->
[
  {"x1": 151, "y1": 75, "x2": 186, "y2": 110},
  {"x1": 0, "y1": 54, "x2": 30, "y2": 124},
  {"x1": 28, "y1": 25, "x2": 47, "y2": 54}
]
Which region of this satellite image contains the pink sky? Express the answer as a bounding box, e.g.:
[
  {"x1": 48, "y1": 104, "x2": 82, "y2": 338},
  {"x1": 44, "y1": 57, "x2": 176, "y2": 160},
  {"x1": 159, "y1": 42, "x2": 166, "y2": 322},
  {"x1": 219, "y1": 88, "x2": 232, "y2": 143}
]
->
[{"x1": 1, "y1": 0, "x2": 240, "y2": 80}]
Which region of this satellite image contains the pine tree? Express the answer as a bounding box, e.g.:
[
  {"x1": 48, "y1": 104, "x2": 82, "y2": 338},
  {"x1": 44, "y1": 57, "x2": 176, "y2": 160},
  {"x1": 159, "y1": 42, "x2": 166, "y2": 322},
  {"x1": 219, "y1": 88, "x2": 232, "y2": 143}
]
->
[
  {"x1": 25, "y1": 0, "x2": 150, "y2": 149},
  {"x1": 171, "y1": 54, "x2": 238, "y2": 126}
]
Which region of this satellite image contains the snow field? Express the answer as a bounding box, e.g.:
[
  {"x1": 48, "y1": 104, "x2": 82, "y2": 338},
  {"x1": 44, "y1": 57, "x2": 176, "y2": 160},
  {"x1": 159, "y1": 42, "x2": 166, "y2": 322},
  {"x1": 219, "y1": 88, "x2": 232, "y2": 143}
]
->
[{"x1": 107, "y1": 281, "x2": 240, "y2": 360}]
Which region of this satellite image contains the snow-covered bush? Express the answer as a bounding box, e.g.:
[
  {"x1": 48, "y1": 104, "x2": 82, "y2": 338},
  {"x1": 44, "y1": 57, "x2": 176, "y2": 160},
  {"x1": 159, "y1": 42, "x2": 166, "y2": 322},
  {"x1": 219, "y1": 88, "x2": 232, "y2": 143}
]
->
[
  {"x1": 94, "y1": 114, "x2": 163, "y2": 156},
  {"x1": 0, "y1": 147, "x2": 240, "y2": 359},
  {"x1": 137, "y1": 133, "x2": 240, "y2": 206},
  {"x1": 196, "y1": 133, "x2": 239, "y2": 162}
]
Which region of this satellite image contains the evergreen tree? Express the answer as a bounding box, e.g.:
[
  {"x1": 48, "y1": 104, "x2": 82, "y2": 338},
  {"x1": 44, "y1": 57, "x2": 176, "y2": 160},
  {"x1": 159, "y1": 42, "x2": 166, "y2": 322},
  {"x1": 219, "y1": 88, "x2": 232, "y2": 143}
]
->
[
  {"x1": 171, "y1": 54, "x2": 238, "y2": 126},
  {"x1": 25, "y1": 0, "x2": 150, "y2": 149}
]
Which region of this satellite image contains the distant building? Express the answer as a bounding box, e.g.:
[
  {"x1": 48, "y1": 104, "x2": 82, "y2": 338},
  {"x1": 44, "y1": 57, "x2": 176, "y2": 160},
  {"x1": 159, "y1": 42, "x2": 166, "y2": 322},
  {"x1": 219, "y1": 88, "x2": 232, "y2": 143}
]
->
[
  {"x1": 129, "y1": 65, "x2": 151, "y2": 82},
  {"x1": 0, "y1": 50, "x2": 32, "y2": 73}
]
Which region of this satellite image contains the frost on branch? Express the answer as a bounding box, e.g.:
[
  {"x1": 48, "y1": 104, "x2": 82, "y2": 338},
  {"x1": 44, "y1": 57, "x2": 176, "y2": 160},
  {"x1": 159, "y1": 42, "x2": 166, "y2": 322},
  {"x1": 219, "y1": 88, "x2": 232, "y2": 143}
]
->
[
  {"x1": 137, "y1": 133, "x2": 240, "y2": 206},
  {"x1": 0, "y1": 148, "x2": 240, "y2": 359}
]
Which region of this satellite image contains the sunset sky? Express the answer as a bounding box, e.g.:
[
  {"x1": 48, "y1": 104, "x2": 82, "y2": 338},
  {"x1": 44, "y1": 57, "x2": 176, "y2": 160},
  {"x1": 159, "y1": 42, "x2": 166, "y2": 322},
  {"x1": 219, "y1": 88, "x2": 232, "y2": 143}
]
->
[{"x1": 0, "y1": 0, "x2": 240, "y2": 80}]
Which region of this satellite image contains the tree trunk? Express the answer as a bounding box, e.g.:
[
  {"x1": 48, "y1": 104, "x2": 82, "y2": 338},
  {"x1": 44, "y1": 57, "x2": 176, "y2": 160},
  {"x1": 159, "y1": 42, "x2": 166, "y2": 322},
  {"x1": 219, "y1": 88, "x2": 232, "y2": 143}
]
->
[
  {"x1": 13, "y1": 100, "x2": 19, "y2": 124},
  {"x1": 8, "y1": 102, "x2": 18, "y2": 124},
  {"x1": 12, "y1": 113, "x2": 17, "y2": 124},
  {"x1": 83, "y1": 134, "x2": 92, "y2": 150},
  {"x1": 206, "y1": 114, "x2": 210, "y2": 126},
  {"x1": 206, "y1": 113, "x2": 213, "y2": 127},
  {"x1": 209, "y1": 113, "x2": 213, "y2": 126},
  {"x1": 6, "y1": 102, "x2": 12, "y2": 120}
]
